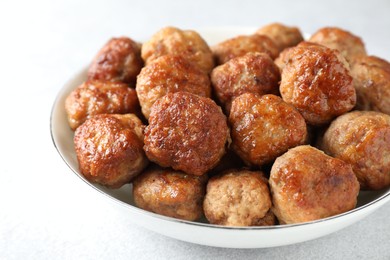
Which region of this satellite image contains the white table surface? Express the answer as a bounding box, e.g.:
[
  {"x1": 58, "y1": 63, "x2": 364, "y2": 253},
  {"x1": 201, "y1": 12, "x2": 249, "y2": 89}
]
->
[{"x1": 1, "y1": 0, "x2": 389, "y2": 259}]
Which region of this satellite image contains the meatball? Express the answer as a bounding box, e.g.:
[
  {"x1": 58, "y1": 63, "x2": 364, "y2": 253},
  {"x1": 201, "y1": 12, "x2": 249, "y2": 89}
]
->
[
  {"x1": 278, "y1": 42, "x2": 356, "y2": 125},
  {"x1": 212, "y1": 34, "x2": 279, "y2": 65},
  {"x1": 269, "y1": 145, "x2": 360, "y2": 224},
  {"x1": 65, "y1": 80, "x2": 140, "y2": 130},
  {"x1": 211, "y1": 52, "x2": 280, "y2": 113},
  {"x1": 350, "y1": 55, "x2": 390, "y2": 114},
  {"x1": 144, "y1": 92, "x2": 229, "y2": 176},
  {"x1": 133, "y1": 167, "x2": 207, "y2": 221},
  {"x1": 136, "y1": 55, "x2": 211, "y2": 119},
  {"x1": 74, "y1": 114, "x2": 148, "y2": 188},
  {"x1": 256, "y1": 22, "x2": 304, "y2": 52},
  {"x1": 229, "y1": 93, "x2": 307, "y2": 167},
  {"x1": 203, "y1": 169, "x2": 272, "y2": 226},
  {"x1": 88, "y1": 37, "x2": 143, "y2": 85},
  {"x1": 321, "y1": 111, "x2": 390, "y2": 190},
  {"x1": 309, "y1": 27, "x2": 366, "y2": 63},
  {"x1": 141, "y1": 27, "x2": 214, "y2": 73}
]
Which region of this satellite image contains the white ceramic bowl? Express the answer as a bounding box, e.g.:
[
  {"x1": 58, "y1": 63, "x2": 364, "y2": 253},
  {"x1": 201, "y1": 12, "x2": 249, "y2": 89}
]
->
[{"x1": 51, "y1": 27, "x2": 390, "y2": 248}]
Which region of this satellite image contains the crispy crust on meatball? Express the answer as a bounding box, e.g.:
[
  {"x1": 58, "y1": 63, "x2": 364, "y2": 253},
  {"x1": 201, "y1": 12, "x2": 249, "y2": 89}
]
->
[
  {"x1": 278, "y1": 42, "x2": 356, "y2": 125},
  {"x1": 229, "y1": 93, "x2": 307, "y2": 166},
  {"x1": 309, "y1": 27, "x2": 366, "y2": 63},
  {"x1": 321, "y1": 111, "x2": 390, "y2": 190},
  {"x1": 203, "y1": 169, "x2": 273, "y2": 226},
  {"x1": 350, "y1": 55, "x2": 390, "y2": 115},
  {"x1": 211, "y1": 52, "x2": 280, "y2": 113},
  {"x1": 88, "y1": 37, "x2": 143, "y2": 85},
  {"x1": 212, "y1": 34, "x2": 279, "y2": 65},
  {"x1": 256, "y1": 22, "x2": 304, "y2": 52},
  {"x1": 136, "y1": 55, "x2": 211, "y2": 119},
  {"x1": 144, "y1": 92, "x2": 230, "y2": 176},
  {"x1": 74, "y1": 114, "x2": 148, "y2": 188},
  {"x1": 269, "y1": 145, "x2": 359, "y2": 224},
  {"x1": 65, "y1": 80, "x2": 140, "y2": 130},
  {"x1": 133, "y1": 167, "x2": 208, "y2": 221},
  {"x1": 141, "y1": 27, "x2": 214, "y2": 73}
]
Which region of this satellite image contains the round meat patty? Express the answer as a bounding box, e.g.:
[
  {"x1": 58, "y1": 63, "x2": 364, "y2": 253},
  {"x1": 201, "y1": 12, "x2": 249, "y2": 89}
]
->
[
  {"x1": 321, "y1": 111, "x2": 390, "y2": 190},
  {"x1": 133, "y1": 166, "x2": 207, "y2": 221},
  {"x1": 203, "y1": 169, "x2": 273, "y2": 226},
  {"x1": 144, "y1": 92, "x2": 230, "y2": 176},
  {"x1": 88, "y1": 37, "x2": 143, "y2": 85},
  {"x1": 229, "y1": 93, "x2": 307, "y2": 167},
  {"x1": 74, "y1": 114, "x2": 148, "y2": 188},
  {"x1": 269, "y1": 145, "x2": 360, "y2": 224},
  {"x1": 65, "y1": 80, "x2": 140, "y2": 130},
  {"x1": 136, "y1": 54, "x2": 211, "y2": 119}
]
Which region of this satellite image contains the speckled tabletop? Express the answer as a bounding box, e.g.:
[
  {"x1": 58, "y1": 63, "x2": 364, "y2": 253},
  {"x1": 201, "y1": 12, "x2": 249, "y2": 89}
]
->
[{"x1": 1, "y1": 0, "x2": 389, "y2": 259}]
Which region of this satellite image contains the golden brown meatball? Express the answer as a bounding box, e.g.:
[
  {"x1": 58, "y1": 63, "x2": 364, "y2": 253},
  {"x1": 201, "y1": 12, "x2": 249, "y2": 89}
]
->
[
  {"x1": 65, "y1": 80, "x2": 140, "y2": 130},
  {"x1": 212, "y1": 34, "x2": 279, "y2": 65},
  {"x1": 269, "y1": 145, "x2": 359, "y2": 224},
  {"x1": 74, "y1": 114, "x2": 148, "y2": 188},
  {"x1": 278, "y1": 42, "x2": 356, "y2": 125},
  {"x1": 144, "y1": 92, "x2": 229, "y2": 176},
  {"x1": 229, "y1": 93, "x2": 307, "y2": 167},
  {"x1": 88, "y1": 37, "x2": 143, "y2": 85},
  {"x1": 203, "y1": 169, "x2": 272, "y2": 226},
  {"x1": 141, "y1": 27, "x2": 214, "y2": 73},
  {"x1": 321, "y1": 111, "x2": 390, "y2": 190},
  {"x1": 350, "y1": 55, "x2": 390, "y2": 114},
  {"x1": 136, "y1": 55, "x2": 211, "y2": 119},
  {"x1": 309, "y1": 27, "x2": 366, "y2": 63},
  {"x1": 211, "y1": 52, "x2": 280, "y2": 113},
  {"x1": 133, "y1": 167, "x2": 207, "y2": 221},
  {"x1": 256, "y1": 22, "x2": 304, "y2": 52}
]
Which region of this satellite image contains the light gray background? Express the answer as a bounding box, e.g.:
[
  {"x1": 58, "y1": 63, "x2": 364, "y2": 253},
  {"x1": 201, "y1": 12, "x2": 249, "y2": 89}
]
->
[{"x1": 0, "y1": 0, "x2": 389, "y2": 259}]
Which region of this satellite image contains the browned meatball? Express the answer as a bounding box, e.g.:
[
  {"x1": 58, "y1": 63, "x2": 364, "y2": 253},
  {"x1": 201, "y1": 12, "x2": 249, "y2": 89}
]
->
[
  {"x1": 269, "y1": 145, "x2": 360, "y2": 224},
  {"x1": 203, "y1": 169, "x2": 272, "y2": 226},
  {"x1": 278, "y1": 42, "x2": 356, "y2": 125},
  {"x1": 256, "y1": 22, "x2": 304, "y2": 52},
  {"x1": 136, "y1": 55, "x2": 211, "y2": 119},
  {"x1": 133, "y1": 167, "x2": 207, "y2": 221},
  {"x1": 65, "y1": 80, "x2": 140, "y2": 130},
  {"x1": 309, "y1": 27, "x2": 366, "y2": 63},
  {"x1": 141, "y1": 27, "x2": 214, "y2": 73},
  {"x1": 350, "y1": 55, "x2": 390, "y2": 114},
  {"x1": 211, "y1": 52, "x2": 280, "y2": 113},
  {"x1": 229, "y1": 93, "x2": 307, "y2": 167},
  {"x1": 74, "y1": 114, "x2": 148, "y2": 188},
  {"x1": 321, "y1": 111, "x2": 390, "y2": 190},
  {"x1": 212, "y1": 34, "x2": 279, "y2": 65},
  {"x1": 88, "y1": 37, "x2": 143, "y2": 85},
  {"x1": 144, "y1": 92, "x2": 229, "y2": 176}
]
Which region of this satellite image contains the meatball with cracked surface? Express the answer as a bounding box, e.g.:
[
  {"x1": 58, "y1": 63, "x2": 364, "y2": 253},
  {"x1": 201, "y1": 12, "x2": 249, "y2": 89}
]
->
[
  {"x1": 203, "y1": 169, "x2": 273, "y2": 226},
  {"x1": 133, "y1": 166, "x2": 208, "y2": 221},
  {"x1": 229, "y1": 93, "x2": 307, "y2": 167},
  {"x1": 350, "y1": 55, "x2": 390, "y2": 115},
  {"x1": 321, "y1": 111, "x2": 390, "y2": 190},
  {"x1": 144, "y1": 92, "x2": 230, "y2": 176},
  {"x1": 256, "y1": 22, "x2": 304, "y2": 52},
  {"x1": 141, "y1": 27, "x2": 214, "y2": 73},
  {"x1": 278, "y1": 42, "x2": 356, "y2": 125},
  {"x1": 212, "y1": 34, "x2": 279, "y2": 65},
  {"x1": 309, "y1": 27, "x2": 366, "y2": 63},
  {"x1": 211, "y1": 52, "x2": 280, "y2": 113},
  {"x1": 269, "y1": 145, "x2": 360, "y2": 224},
  {"x1": 74, "y1": 114, "x2": 148, "y2": 188},
  {"x1": 65, "y1": 80, "x2": 140, "y2": 130},
  {"x1": 136, "y1": 55, "x2": 211, "y2": 119},
  {"x1": 88, "y1": 37, "x2": 143, "y2": 85}
]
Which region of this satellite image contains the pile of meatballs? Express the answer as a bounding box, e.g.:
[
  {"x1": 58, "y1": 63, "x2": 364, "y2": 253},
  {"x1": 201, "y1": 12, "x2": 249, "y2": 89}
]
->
[{"x1": 65, "y1": 23, "x2": 390, "y2": 226}]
